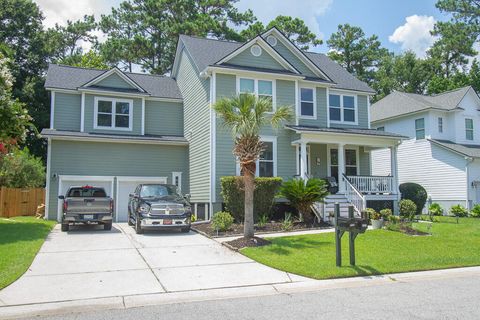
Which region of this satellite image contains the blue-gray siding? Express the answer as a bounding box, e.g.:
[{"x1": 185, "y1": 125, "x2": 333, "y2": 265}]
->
[
  {"x1": 53, "y1": 92, "x2": 81, "y2": 131},
  {"x1": 47, "y1": 140, "x2": 189, "y2": 219},
  {"x1": 145, "y1": 100, "x2": 184, "y2": 136},
  {"x1": 227, "y1": 45, "x2": 286, "y2": 71},
  {"x1": 95, "y1": 73, "x2": 136, "y2": 89},
  {"x1": 271, "y1": 40, "x2": 318, "y2": 78}
]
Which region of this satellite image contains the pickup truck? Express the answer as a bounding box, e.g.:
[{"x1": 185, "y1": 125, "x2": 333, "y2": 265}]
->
[
  {"x1": 128, "y1": 184, "x2": 192, "y2": 234},
  {"x1": 58, "y1": 186, "x2": 114, "y2": 232}
]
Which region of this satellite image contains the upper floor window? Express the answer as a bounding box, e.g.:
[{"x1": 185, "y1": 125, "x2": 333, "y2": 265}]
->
[
  {"x1": 238, "y1": 78, "x2": 275, "y2": 112},
  {"x1": 377, "y1": 126, "x2": 385, "y2": 131},
  {"x1": 466, "y1": 118, "x2": 474, "y2": 140},
  {"x1": 415, "y1": 118, "x2": 425, "y2": 140},
  {"x1": 329, "y1": 94, "x2": 356, "y2": 123},
  {"x1": 300, "y1": 88, "x2": 315, "y2": 118},
  {"x1": 438, "y1": 117, "x2": 443, "y2": 133},
  {"x1": 94, "y1": 97, "x2": 133, "y2": 131}
]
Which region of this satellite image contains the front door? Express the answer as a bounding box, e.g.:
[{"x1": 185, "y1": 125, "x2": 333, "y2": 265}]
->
[{"x1": 329, "y1": 148, "x2": 358, "y2": 181}]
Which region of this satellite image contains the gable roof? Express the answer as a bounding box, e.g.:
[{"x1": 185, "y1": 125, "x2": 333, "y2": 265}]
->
[
  {"x1": 81, "y1": 67, "x2": 146, "y2": 93},
  {"x1": 371, "y1": 86, "x2": 472, "y2": 123},
  {"x1": 45, "y1": 64, "x2": 182, "y2": 100},
  {"x1": 176, "y1": 34, "x2": 374, "y2": 93}
]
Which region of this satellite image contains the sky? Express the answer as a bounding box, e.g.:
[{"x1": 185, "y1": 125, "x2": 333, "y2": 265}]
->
[{"x1": 34, "y1": 0, "x2": 449, "y2": 58}]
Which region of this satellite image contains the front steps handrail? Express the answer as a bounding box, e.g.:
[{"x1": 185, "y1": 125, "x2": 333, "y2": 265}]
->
[{"x1": 342, "y1": 174, "x2": 366, "y2": 216}]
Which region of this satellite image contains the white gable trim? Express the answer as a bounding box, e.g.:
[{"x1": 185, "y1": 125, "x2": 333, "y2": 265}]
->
[
  {"x1": 262, "y1": 28, "x2": 331, "y2": 81},
  {"x1": 215, "y1": 36, "x2": 300, "y2": 74},
  {"x1": 81, "y1": 68, "x2": 146, "y2": 93}
]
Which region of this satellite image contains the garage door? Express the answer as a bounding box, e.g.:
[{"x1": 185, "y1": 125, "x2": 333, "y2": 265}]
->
[
  {"x1": 116, "y1": 177, "x2": 167, "y2": 222},
  {"x1": 57, "y1": 176, "x2": 114, "y2": 221}
]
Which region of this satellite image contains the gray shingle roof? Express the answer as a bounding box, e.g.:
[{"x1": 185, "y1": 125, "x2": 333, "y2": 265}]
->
[
  {"x1": 371, "y1": 86, "x2": 472, "y2": 122},
  {"x1": 285, "y1": 125, "x2": 407, "y2": 139},
  {"x1": 430, "y1": 139, "x2": 480, "y2": 158},
  {"x1": 41, "y1": 129, "x2": 188, "y2": 144},
  {"x1": 179, "y1": 35, "x2": 374, "y2": 94},
  {"x1": 45, "y1": 64, "x2": 182, "y2": 99}
]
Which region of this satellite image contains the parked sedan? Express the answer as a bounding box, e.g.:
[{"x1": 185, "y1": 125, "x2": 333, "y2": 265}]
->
[{"x1": 128, "y1": 184, "x2": 192, "y2": 234}]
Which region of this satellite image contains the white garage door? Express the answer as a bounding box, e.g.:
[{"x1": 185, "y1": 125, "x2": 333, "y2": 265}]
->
[
  {"x1": 116, "y1": 177, "x2": 167, "y2": 222},
  {"x1": 57, "y1": 176, "x2": 114, "y2": 221}
]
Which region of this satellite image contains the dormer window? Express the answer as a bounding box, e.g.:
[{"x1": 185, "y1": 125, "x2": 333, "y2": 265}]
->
[{"x1": 94, "y1": 97, "x2": 133, "y2": 131}]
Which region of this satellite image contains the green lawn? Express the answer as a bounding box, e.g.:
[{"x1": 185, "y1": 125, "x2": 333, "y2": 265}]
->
[
  {"x1": 0, "y1": 217, "x2": 56, "y2": 289},
  {"x1": 242, "y1": 218, "x2": 480, "y2": 280}
]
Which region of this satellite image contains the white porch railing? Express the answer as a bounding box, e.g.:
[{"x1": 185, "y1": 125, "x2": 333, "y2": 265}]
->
[
  {"x1": 343, "y1": 174, "x2": 366, "y2": 215},
  {"x1": 347, "y1": 175, "x2": 395, "y2": 194}
]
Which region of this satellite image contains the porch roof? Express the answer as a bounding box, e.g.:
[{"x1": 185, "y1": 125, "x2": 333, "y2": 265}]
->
[{"x1": 285, "y1": 125, "x2": 407, "y2": 139}]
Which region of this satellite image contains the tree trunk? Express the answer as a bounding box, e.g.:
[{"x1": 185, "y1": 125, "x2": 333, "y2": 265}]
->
[{"x1": 243, "y1": 170, "x2": 255, "y2": 238}]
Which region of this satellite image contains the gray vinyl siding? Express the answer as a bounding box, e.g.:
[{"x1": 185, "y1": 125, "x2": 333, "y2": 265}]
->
[
  {"x1": 53, "y1": 92, "x2": 81, "y2": 131},
  {"x1": 145, "y1": 100, "x2": 183, "y2": 136},
  {"x1": 227, "y1": 47, "x2": 285, "y2": 71},
  {"x1": 83, "y1": 94, "x2": 143, "y2": 135},
  {"x1": 299, "y1": 87, "x2": 328, "y2": 127},
  {"x1": 176, "y1": 49, "x2": 211, "y2": 203},
  {"x1": 95, "y1": 73, "x2": 135, "y2": 89},
  {"x1": 331, "y1": 94, "x2": 369, "y2": 129},
  {"x1": 310, "y1": 144, "x2": 328, "y2": 178},
  {"x1": 214, "y1": 74, "x2": 297, "y2": 202},
  {"x1": 47, "y1": 140, "x2": 189, "y2": 219},
  {"x1": 359, "y1": 147, "x2": 371, "y2": 175},
  {"x1": 271, "y1": 40, "x2": 317, "y2": 78}
]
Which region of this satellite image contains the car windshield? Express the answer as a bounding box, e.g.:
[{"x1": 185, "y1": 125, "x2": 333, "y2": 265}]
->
[
  {"x1": 67, "y1": 187, "x2": 107, "y2": 197},
  {"x1": 140, "y1": 185, "x2": 180, "y2": 198}
]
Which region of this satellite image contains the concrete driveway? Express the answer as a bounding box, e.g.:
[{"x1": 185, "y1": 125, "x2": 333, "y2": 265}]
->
[{"x1": 0, "y1": 223, "x2": 308, "y2": 307}]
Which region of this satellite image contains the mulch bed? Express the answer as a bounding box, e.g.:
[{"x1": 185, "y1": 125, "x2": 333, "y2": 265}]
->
[
  {"x1": 224, "y1": 236, "x2": 271, "y2": 250},
  {"x1": 192, "y1": 220, "x2": 331, "y2": 238},
  {"x1": 399, "y1": 224, "x2": 430, "y2": 236}
]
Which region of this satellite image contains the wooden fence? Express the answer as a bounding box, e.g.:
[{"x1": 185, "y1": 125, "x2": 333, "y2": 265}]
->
[{"x1": 0, "y1": 187, "x2": 46, "y2": 218}]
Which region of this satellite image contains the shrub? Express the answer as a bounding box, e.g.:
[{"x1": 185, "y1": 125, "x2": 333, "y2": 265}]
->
[
  {"x1": 0, "y1": 148, "x2": 45, "y2": 188},
  {"x1": 450, "y1": 204, "x2": 468, "y2": 218},
  {"x1": 428, "y1": 203, "x2": 444, "y2": 216},
  {"x1": 399, "y1": 199, "x2": 417, "y2": 220},
  {"x1": 281, "y1": 212, "x2": 294, "y2": 231},
  {"x1": 278, "y1": 178, "x2": 329, "y2": 224},
  {"x1": 399, "y1": 183, "x2": 427, "y2": 215},
  {"x1": 211, "y1": 211, "x2": 234, "y2": 232},
  {"x1": 471, "y1": 204, "x2": 480, "y2": 218},
  {"x1": 380, "y1": 208, "x2": 392, "y2": 220},
  {"x1": 366, "y1": 208, "x2": 381, "y2": 220},
  {"x1": 221, "y1": 176, "x2": 282, "y2": 222},
  {"x1": 256, "y1": 213, "x2": 269, "y2": 228}
]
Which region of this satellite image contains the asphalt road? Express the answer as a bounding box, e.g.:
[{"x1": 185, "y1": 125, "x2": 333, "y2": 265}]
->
[{"x1": 20, "y1": 274, "x2": 479, "y2": 320}]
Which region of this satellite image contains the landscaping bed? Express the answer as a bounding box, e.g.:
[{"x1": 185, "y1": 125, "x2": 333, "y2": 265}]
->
[
  {"x1": 241, "y1": 217, "x2": 480, "y2": 280},
  {"x1": 225, "y1": 236, "x2": 271, "y2": 250},
  {"x1": 192, "y1": 220, "x2": 331, "y2": 238},
  {"x1": 0, "y1": 217, "x2": 56, "y2": 289}
]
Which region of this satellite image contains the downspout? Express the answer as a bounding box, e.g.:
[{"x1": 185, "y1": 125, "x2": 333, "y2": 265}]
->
[{"x1": 465, "y1": 156, "x2": 474, "y2": 210}]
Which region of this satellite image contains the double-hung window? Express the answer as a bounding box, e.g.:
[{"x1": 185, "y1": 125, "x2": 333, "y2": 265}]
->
[
  {"x1": 415, "y1": 118, "x2": 425, "y2": 140},
  {"x1": 94, "y1": 97, "x2": 133, "y2": 131},
  {"x1": 300, "y1": 88, "x2": 315, "y2": 118},
  {"x1": 238, "y1": 78, "x2": 275, "y2": 112},
  {"x1": 329, "y1": 94, "x2": 356, "y2": 123},
  {"x1": 259, "y1": 141, "x2": 275, "y2": 177},
  {"x1": 438, "y1": 117, "x2": 443, "y2": 133},
  {"x1": 466, "y1": 118, "x2": 474, "y2": 140}
]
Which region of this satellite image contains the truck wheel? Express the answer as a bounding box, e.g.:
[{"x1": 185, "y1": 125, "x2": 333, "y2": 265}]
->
[
  {"x1": 181, "y1": 226, "x2": 190, "y2": 233},
  {"x1": 135, "y1": 217, "x2": 143, "y2": 234},
  {"x1": 104, "y1": 222, "x2": 112, "y2": 231},
  {"x1": 61, "y1": 223, "x2": 69, "y2": 232}
]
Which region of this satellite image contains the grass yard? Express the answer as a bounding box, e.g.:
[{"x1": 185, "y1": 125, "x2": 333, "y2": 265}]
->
[
  {"x1": 242, "y1": 217, "x2": 480, "y2": 280},
  {"x1": 0, "y1": 217, "x2": 56, "y2": 289}
]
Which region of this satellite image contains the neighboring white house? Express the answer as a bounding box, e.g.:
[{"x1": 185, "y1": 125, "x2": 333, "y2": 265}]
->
[{"x1": 370, "y1": 86, "x2": 480, "y2": 211}]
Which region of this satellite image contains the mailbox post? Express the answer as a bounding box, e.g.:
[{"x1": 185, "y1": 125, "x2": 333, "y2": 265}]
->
[{"x1": 334, "y1": 204, "x2": 369, "y2": 267}]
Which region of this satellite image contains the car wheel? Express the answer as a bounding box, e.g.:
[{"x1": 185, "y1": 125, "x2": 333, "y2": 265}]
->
[
  {"x1": 181, "y1": 226, "x2": 190, "y2": 233},
  {"x1": 61, "y1": 223, "x2": 69, "y2": 232},
  {"x1": 135, "y1": 216, "x2": 143, "y2": 234},
  {"x1": 104, "y1": 222, "x2": 112, "y2": 231}
]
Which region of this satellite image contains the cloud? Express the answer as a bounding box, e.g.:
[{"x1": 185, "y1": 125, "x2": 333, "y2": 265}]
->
[
  {"x1": 389, "y1": 15, "x2": 436, "y2": 57},
  {"x1": 235, "y1": 0, "x2": 332, "y2": 41}
]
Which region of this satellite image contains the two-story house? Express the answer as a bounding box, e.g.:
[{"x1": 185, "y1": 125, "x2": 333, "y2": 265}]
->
[
  {"x1": 43, "y1": 27, "x2": 404, "y2": 222},
  {"x1": 371, "y1": 86, "x2": 480, "y2": 211}
]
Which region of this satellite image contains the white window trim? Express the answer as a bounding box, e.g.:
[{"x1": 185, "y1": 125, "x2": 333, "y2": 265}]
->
[
  {"x1": 415, "y1": 117, "x2": 425, "y2": 140},
  {"x1": 172, "y1": 172, "x2": 182, "y2": 191},
  {"x1": 329, "y1": 93, "x2": 358, "y2": 125},
  {"x1": 236, "y1": 76, "x2": 277, "y2": 113},
  {"x1": 299, "y1": 86, "x2": 317, "y2": 119},
  {"x1": 326, "y1": 145, "x2": 360, "y2": 177},
  {"x1": 438, "y1": 117, "x2": 443, "y2": 133},
  {"x1": 93, "y1": 96, "x2": 133, "y2": 131},
  {"x1": 465, "y1": 118, "x2": 474, "y2": 140},
  {"x1": 235, "y1": 136, "x2": 277, "y2": 177}
]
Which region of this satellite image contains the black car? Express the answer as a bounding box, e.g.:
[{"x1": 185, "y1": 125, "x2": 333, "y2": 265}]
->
[{"x1": 128, "y1": 184, "x2": 192, "y2": 234}]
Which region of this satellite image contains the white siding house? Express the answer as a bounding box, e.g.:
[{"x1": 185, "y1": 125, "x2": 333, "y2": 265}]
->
[{"x1": 371, "y1": 86, "x2": 480, "y2": 211}]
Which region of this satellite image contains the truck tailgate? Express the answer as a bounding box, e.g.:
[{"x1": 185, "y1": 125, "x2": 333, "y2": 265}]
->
[{"x1": 66, "y1": 198, "x2": 111, "y2": 215}]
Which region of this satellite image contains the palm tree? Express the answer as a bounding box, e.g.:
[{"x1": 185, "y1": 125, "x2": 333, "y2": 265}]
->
[{"x1": 213, "y1": 93, "x2": 292, "y2": 238}]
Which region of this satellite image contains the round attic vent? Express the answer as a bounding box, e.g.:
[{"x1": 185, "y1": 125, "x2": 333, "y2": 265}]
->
[
  {"x1": 250, "y1": 44, "x2": 262, "y2": 57},
  {"x1": 267, "y1": 35, "x2": 277, "y2": 46}
]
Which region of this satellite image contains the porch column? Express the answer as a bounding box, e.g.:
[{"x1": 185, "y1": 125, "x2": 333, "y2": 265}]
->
[
  {"x1": 390, "y1": 145, "x2": 400, "y2": 214},
  {"x1": 338, "y1": 143, "x2": 345, "y2": 192},
  {"x1": 300, "y1": 141, "x2": 308, "y2": 179}
]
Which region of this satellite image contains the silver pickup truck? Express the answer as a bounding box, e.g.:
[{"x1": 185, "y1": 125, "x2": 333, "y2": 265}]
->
[{"x1": 58, "y1": 186, "x2": 113, "y2": 232}]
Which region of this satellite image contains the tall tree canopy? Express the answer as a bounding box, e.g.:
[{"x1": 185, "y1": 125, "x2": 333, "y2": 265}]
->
[{"x1": 240, "y1": 15, "x2": 322, "y2": 50}]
